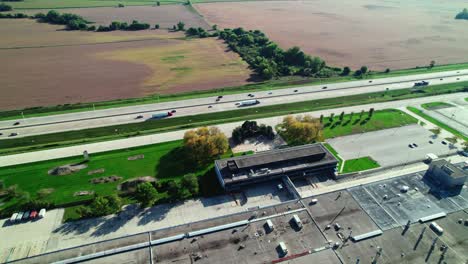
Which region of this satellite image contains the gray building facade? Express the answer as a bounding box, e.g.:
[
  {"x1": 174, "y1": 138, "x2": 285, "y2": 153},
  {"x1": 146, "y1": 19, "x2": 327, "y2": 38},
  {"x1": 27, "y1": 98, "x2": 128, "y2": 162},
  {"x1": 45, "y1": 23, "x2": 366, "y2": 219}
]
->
[{"x1": 214, "y1": 143, "x2": 338, "y2": 190}]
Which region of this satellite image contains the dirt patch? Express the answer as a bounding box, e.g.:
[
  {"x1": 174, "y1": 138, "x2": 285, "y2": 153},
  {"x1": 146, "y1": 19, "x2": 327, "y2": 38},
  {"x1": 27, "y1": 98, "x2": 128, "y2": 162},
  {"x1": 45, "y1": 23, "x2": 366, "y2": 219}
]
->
[
  {"x1": 90, "y1": 175, "x2": 122, "y2": 184},
  {"x1": 88, "y1": 168, "x2": 105, "y2": 175},
  {"x1": 196, "y1": 0, "x2": 468, "y2": 70},
  {"x1": 74, "y1": 191, "x2": 95, "y2": 196},
  {"x1": 0, "y1": 19, "x2": 251, "y2": 110},
  {"x1": 48, "y1": 163, "x2": 88, "y2": 176},
  {"x1": 118, "y1": 176, "x2": 156, "y2": 192},
  {"x1": 128, "y1": 154, "x2": 144, "y2": 161}
]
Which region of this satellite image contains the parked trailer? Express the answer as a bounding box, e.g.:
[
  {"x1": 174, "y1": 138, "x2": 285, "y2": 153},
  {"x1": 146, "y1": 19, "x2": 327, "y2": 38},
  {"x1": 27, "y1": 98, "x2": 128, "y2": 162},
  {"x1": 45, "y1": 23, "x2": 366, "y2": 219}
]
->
[
  {"x1": 279, "y1": 242, "x2": 288, "y2": 256},
  {"x1": 266, "y1": 219, "x2": 274, "y2": 232},
  {"x1": 430, "y1": 222, "x2": 444, "y2": 235},
  {"x1": 151, "y1": 112, "x2": 172, "y2": 119},
  {"x1": 292, "y1": 214, "x2": 302, "y2": 229},
  {"x1": 239, "y1": 100, "x2": 259, "y2": 106}
]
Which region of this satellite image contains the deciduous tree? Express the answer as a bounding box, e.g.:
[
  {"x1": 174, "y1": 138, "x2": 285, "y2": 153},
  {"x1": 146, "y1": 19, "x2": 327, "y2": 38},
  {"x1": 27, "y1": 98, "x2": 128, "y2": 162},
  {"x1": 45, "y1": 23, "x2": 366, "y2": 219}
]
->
[
  {"x1": 184, "y1": 127, "x2": 228, "y2": 165},
  {"x1": 280, "y1": 115, "x2": 323, "y2": 145},
  {"x1": 134, "y1": 182, "x2": 158, "y2": 207}
]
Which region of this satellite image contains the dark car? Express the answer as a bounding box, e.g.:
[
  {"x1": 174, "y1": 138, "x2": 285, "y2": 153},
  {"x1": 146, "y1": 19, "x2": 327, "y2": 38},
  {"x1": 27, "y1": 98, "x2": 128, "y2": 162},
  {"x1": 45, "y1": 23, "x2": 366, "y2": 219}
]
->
[
  {"x1": 440, "y1": 78, "x2": 443, "y2": 81},
  {"x1": 208, "y1": 105, "x2": 213, "y2": 108},
  {"x1": 413, "y1": 143, "x2": 418, "y2": 147},
  {"x1": 171, "y1": 110, "x2": 176, "y2": 113},
  {"x1": 135, "y1": 115, "x2": 144, "y2": 119},
  {"x1": 215, "y1": 98, "x2": 220, "y2": 102},
  {"x1": 368, "y1": 80, "x2": 373, "y2": 83},
  {"x1": 294, "y1": 90, "x2": 298, "y2": 92},
  {"x1": 13, "y1": 121, "x2": 20, "y2": 126},
  {"x1": 0, "y1": 132, "x2": 3, "y2": 136},
  {"x1": 248, "y1": 94, "x2": 254, "y2": 97},
  {"x1": 429, "y1": 140, "x2": 433, "y2": 144},
  {"x1": 408, "y1": 144, "x2": 413, "y2": 148},
  {"x1": 441, "y1": 141, "x2": 447, "y2": 145},
  {"x1": 217, "y1": 95, "x2": 223, "y2": 99},
  {"x1": 9, "y1": 133, "x2": 18, "y2": 137},
  {"x1": 322, "y1": 86, "x2": 327, "y2": 89}
]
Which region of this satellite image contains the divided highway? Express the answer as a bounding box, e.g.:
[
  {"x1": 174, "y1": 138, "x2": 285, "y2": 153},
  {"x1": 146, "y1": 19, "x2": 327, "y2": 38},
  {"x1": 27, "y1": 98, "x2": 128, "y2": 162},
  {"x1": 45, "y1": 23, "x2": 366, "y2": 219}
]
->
[{"x1": 0, "y1": 69, "x2": 467, "y2": 138}]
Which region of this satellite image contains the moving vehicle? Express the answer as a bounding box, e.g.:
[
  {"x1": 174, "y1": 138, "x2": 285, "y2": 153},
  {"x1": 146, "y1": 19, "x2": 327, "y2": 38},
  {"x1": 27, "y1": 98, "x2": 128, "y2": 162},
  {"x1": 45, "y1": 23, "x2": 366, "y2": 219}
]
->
[
  {"x1": 9, "y1": 133, "x2": 18, "y2": 137},
  {"x1": 13, "y1": 121, "x2": 20, "y2": 126},
  {"x1": 135, "y1": 115, "x2": 144, "y2": 119},
  {"x1": 414, "y1": 81, "x2": 429, "y2": 87},
  {"x1": 217, "y1": 95, "x2": 223, "y2": 99},
  {"x1": 294, "y1": 90, "x2": 298, "y2": 92},
  {"x1": 425, "y1": 153, "x2": 438, "y2": 162},
  {"x1": 170, "y1": 110, "x2": 176, "y2": 113},
  {"x1": 322, "y1": 86, "x2": 327, "y2": 89},
  {"x1": 239, "y1": 100, "x2": 260, "y2": 107},
  {"x1": 441, "y1": 141, "x2": 447, "y2": 145},
  {"x1": 151, "y1": 112, "x2": 172, "y2": 119}
]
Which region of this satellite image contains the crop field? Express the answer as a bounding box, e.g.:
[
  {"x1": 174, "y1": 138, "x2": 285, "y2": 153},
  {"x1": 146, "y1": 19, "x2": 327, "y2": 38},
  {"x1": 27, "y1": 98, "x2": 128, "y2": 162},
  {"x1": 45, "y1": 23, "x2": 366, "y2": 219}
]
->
[
  {"x1": 5, "y1": 0, "x2": 182, "y2": 9},
  {"x1": 0, "y1": 18, "x2": 250, "y2": 110},
  {"x1": 23, "y1": 5, "x2": 209, "y2": 28},
  {"x1": 197, "y1": 0, "x2": 468, "y2": 70}
]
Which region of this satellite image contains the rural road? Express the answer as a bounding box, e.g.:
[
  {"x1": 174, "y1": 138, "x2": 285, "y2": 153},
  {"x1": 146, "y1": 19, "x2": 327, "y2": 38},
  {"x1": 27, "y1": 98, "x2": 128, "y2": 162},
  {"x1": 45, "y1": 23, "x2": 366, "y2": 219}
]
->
[
  {"x1": 0, "y1": 69, "x2": 467, "y2": 138},
  {"x1": 0, "y1": 92, "x2": 465, "y2": 167}
]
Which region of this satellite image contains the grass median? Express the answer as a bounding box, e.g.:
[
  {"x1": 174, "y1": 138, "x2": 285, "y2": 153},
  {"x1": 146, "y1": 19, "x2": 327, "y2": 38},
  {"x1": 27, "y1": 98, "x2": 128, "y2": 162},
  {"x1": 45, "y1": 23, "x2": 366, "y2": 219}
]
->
[
  {"x1": 0, "y1": 81, "x2": 466, "y2": 155},
  {"x1": 421, "y1": 102, "x2": 454, "y2": 110},
  {"x1": 341, "y1": 157, "x2": 380, "y2": 174},
  {"x1": 2, "y1": 62, "x2": 468, "y2": 121}
]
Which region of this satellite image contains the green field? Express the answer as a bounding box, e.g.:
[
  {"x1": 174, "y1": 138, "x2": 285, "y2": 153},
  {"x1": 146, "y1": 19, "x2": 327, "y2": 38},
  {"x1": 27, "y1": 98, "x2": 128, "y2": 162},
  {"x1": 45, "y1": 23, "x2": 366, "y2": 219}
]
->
[
  {"x1": 421, "y1": 102, "x2": 454, "y2": 110},
  {"x1": 322, "y1": 109, "x2": 417, "y2": 139},
  {"x1": 407, "y1": 107, "x2": 467, "y2": 141},
  {"x1": 2, "y1": 62, "x2": 468, "y2": 121},
  {"x1": 1, "y1": 81, "x2": 466, "y2": 156},
  {"x1": 0, "y1": 140, "x2": 231, "y2": 216},
  {"x1": 341, "y1": 157, "x2": 380, "y2": 174}
]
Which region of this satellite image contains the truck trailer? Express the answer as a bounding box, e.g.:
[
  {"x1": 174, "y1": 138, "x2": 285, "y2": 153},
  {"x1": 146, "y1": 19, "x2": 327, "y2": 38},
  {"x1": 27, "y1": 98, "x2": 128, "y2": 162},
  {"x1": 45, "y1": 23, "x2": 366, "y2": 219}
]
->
[
  {"x1": 151, "y1": 112, "x2": 173, "y2": 119},
  {"x1": 239, "y1": 100, "x2": 259, "y2": 107}
]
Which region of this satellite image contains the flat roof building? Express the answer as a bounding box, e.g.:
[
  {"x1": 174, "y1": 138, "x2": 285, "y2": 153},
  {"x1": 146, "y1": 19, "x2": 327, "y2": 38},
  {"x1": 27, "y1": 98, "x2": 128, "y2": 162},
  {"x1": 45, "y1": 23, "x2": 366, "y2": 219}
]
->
[
  {"x1": 214, "y1": 143, "x2": 338, "y2": 190},
  {"x1": 425, "y1": 159, "x2": 467, "y2": 188}
]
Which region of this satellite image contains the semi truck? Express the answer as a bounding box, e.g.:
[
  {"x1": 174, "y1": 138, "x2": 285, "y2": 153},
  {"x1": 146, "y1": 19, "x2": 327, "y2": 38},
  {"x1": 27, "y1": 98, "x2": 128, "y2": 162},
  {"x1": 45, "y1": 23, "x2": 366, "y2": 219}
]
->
[
  {"x1": 151, "y1": 112, "x2": 173, "y2": 119},
  {"x1": 238, "y1": 99, "x2": 259, "y2": 107}
]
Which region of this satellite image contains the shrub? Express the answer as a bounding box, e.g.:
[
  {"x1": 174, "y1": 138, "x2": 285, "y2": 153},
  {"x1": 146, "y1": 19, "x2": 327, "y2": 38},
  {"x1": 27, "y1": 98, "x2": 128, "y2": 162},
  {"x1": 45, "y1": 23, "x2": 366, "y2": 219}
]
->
[{"x1": 0, "y1": 3, "x2": 13, "y2": 12}]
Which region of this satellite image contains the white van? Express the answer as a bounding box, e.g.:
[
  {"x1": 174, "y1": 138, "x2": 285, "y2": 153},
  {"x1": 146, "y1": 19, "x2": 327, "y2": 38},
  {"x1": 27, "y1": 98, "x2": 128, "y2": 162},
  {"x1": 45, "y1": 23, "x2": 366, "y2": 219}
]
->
[{"x1": 38, "y1": 208, "x2": 46, "y2": 219}]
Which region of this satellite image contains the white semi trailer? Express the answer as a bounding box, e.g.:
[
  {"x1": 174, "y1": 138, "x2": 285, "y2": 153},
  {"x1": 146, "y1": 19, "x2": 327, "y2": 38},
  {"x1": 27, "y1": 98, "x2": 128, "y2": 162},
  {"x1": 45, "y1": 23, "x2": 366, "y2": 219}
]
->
[{"x1": 239, "y1": 100, "x2": 259, "y2": 106}]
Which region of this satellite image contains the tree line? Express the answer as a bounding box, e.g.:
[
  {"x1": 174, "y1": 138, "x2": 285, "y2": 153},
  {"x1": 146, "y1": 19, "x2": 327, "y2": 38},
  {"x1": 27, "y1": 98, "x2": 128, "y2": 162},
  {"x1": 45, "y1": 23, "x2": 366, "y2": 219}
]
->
[
  {"x1": 0, "y1": 3, "x2": 12, "y2": 11},
  {"x1": 217, "y1": 28, "x2": 339, "y2": 80}
]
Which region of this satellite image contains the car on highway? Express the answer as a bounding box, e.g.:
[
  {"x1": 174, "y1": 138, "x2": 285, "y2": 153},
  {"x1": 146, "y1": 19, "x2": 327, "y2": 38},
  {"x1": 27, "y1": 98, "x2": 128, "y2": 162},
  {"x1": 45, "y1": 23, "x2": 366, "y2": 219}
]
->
[
  {"x1": 294, "y1": 90, "x2": 298, "y2": 92},
  {"x1": 429, "y1": 140, "x2": 433, "y2": 144},
  {"x1": 408, "y1": 144, "x2": 413, "y2": 148},
  {"x1": 171, "y1": 110, "x2": 176, "y2": 113},
  {"x1": 135, "y1": 115, "x2": 144, "y2": 119},
  {"x1": 208, "y1": 105, "x2": 213, "y2": 108},
  {"x1": 440, "y1": 78, "x2": 443, "y2": 80},
  {"x1": 13, "y1": 121, "x2": 20, "y2": 126},
  {"x1": 247, "y1": 94, "x2": 255, "y2": 97},
  {"x1": 217, "y1": 95, "x2": 223, "y2": 99},
  {"x1": 368, "y1": 80, "x2": 373, "y2": 83},
  {"x1": 441, "y1": 141, "x2": 447, "y2": 145},
  {"x1": 215, "y1": 98, "x2": 220, "y2": 102},
  {"x1": 414, "y1": 81, "x2": 429, "y2": 87},
  {"x1": 322, "y1": 86, "x2": 327, "y2": 89},
  {"x1": 413, "y1": 143, "x2": 418, "y2": 147},
  {"x1": 0, "y1": 132, "x2": 3, "y2": 136},
  {"x1": 268, "y1": 92, "x2": 273, "y2": 95},
  {"x1": 9, "y1": 132, "x2": 18, "y2": 137}
]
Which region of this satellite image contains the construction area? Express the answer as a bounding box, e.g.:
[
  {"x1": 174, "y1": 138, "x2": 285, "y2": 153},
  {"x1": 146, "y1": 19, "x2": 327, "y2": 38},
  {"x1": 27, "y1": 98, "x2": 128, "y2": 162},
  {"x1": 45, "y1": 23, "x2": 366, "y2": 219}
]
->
[{"x1": 11, "y1": 161, "x2": 468, "y2": 264}]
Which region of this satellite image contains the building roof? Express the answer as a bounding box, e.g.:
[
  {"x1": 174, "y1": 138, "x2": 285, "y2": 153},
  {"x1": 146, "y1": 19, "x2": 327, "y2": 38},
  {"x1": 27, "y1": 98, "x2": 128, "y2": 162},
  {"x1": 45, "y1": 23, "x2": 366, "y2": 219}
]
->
[
  {"x1": 215, "y1": 143, "x2": 338, "y2": 186},
  {"x1": 431, "y1": 159, "x2": 467, "y2": 179}
]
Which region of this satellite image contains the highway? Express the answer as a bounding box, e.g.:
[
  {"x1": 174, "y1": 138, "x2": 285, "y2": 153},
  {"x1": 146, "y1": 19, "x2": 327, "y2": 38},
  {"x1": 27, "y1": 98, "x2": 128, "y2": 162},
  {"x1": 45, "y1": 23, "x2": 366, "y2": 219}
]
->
[
  {"x1": 0, "y1": 69, "x2": 467, "y2": 139},
  {"x1": 0, "y1": 92, "x2": 465, "y2": 167}
]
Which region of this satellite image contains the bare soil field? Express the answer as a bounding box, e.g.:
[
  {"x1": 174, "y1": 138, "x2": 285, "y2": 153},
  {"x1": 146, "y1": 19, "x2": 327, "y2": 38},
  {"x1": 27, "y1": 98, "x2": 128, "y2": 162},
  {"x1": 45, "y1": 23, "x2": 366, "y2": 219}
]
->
[
  {"x1": 0, "y1": 19, "x2": 250, "y2": 110},
  {"x1": 24, "y1": 5, "x2": 209, "y2": 29},
  {"x1": 196, "y1": 0, "x2": 468, "y2": 70}
]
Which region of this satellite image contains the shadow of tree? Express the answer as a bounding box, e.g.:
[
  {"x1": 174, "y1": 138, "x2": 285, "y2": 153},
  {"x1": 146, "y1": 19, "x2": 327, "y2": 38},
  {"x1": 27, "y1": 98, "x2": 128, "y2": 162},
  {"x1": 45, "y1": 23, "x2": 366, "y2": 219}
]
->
[
  {"x1": 155, "y1": 147, "x2": 194, "y2": 179},
  {"x1": 90, "y1": 205, "x2": 138, "y2": 237},
  {"x1": 137, "y1": 203, "x2": 172, "y2": 226}
]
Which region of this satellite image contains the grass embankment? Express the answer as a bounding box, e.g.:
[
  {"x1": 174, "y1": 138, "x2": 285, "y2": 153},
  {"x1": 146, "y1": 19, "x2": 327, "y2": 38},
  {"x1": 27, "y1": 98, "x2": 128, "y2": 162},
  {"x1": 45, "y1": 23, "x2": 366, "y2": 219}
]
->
[
  {"x1": 407, "y1": 107, "x2": 467, "y2": 141},
  {"x1": 341, "y1": 157, "x2": 380, "y2": 174},
  {"x1": 0, "y1": 140, "x2": 242, "y2": 217},
  {"x1": 1, "y1": 62, "x2": 468, "y2": 121},
  {"x1": 323, "y1": 143, "x2": 343, "y2": 170},
  {"x1": 421, "y1": 102, "x2": 454, "y2": 110},
  {"x1": 1, "y1": 81, "x2": 465, "y2": 156}
]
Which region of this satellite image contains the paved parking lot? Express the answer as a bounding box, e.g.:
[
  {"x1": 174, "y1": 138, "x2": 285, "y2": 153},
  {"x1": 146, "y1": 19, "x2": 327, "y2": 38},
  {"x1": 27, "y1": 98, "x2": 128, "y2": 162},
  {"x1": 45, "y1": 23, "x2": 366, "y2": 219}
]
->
[
  {"x1": 327, "y1": 124, "x2": 459, "y2": 167},
  {"x1": 425, "y1": 103, "x2": 468, "y2": 137}
]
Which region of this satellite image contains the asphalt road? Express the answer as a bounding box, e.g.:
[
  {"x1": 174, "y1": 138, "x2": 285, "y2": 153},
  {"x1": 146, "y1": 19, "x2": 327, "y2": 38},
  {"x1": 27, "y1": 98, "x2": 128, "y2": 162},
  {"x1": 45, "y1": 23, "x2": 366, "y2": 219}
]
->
[
  {"x1": 0, "y1": 69, "x2": 467, "y2": 139},
  {"x1": 0, "y1": 92, "x2": 465, "y2": 167}
]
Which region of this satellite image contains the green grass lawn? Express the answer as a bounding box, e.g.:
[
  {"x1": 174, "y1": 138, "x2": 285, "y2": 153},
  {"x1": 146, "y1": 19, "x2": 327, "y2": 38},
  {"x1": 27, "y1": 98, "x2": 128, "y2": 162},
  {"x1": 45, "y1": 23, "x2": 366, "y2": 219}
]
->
[
  {"x1": 2, "y1": 62, "x2": 468, "y2": 121},
  {"x1": 322, "y1": 109, "x2": 417, "y2": 139},
  {"x1": 407, "y1": 107, "x2": 467, "y2": 141},
  {"x1": 323, "y1": 143, "x2": 343, "y2": 170},
  {"x1": 341, "y1": 157, "x2": 380, "y2": 174},
  {"x1": 421, "y1": 102, "x2": 454, "y2": 110},
  {"x1": 1, "y1": 81, "x2": 466, "y2": 156}
]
